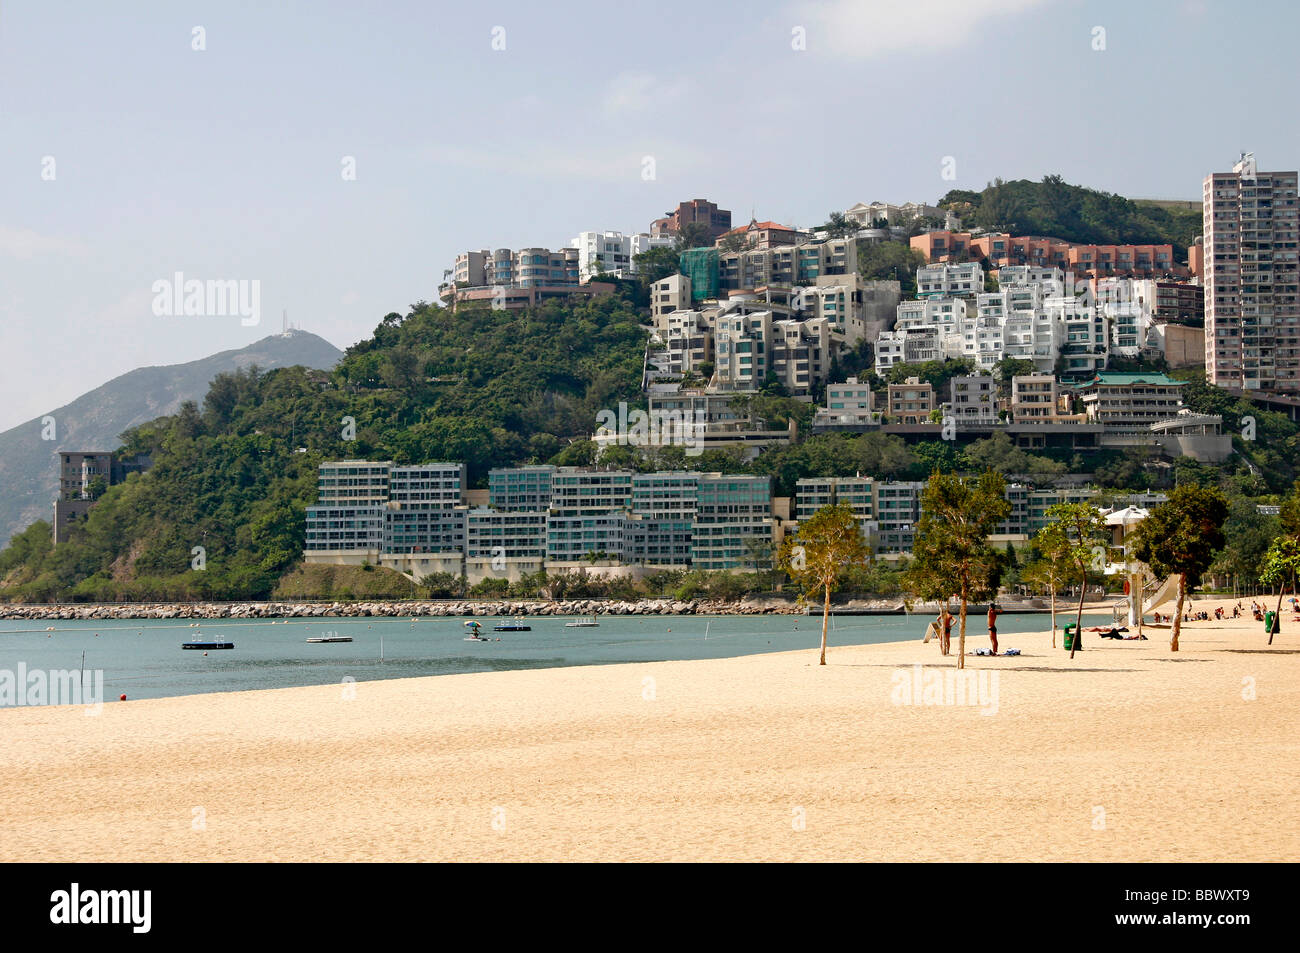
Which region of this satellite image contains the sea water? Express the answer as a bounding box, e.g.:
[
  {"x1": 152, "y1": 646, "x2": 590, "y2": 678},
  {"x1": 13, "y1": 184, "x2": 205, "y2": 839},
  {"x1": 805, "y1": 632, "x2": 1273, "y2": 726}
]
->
[{"x1": 0, "y1": 611, "x2": 1113, "y2": 705}]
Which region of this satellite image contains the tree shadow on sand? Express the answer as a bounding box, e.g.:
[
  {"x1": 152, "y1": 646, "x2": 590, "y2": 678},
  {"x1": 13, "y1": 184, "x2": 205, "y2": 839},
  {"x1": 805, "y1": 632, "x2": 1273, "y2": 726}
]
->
[
  {"x1": 992, "y1": 665, "x2": 1142, "y2": 674},
  {"x1": 1219, "y1": 648, "x2": 1300, "y2": 655},
  {"x1": 835, "y1": 662, "x2": 1141, "y2": 674}
]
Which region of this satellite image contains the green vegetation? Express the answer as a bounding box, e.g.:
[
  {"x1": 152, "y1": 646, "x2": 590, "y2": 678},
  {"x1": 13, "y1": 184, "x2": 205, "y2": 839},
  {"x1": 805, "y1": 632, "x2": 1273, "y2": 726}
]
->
[
  {"x1": 1260, "y1": 537, "x2": 1300, "y2": 644},
  {"x1": 0, "y1": 181, "x2": 1294, "y2": 607},
  {"x1": 939, "y1": 175, "x2": 1202, "y2": 257},
  {"x1": 858, "y1": 241, "x2": 928, "y2": 295},
  {"x1": 1037, "y1": 503, "x2": 1108, "y2": 659},
  {"x1": 1172, "y1": 369, "x2": 1300, "y2": 488},
  {"x1": 274, "y1": 562, "x2": 424, "y2": 600},
  {"x1": 0, "y1": 295, "x2": 648, "y2": 603},
  {"x1": 905, "y1": 471, "x2": 1011, "y2": 669},
  {"x1": 1130, "y1": 485, "x2": 1229, "y2": 651},
  {"x1": 880, "y1": 357, "x2": 976, "y2": 393},
  {"x1": 777, "y1": 503, "x2": 871, "y2": 665}
]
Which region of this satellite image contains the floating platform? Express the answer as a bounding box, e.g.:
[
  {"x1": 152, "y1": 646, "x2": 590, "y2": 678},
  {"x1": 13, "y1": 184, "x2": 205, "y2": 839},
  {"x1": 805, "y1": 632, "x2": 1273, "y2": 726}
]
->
[
  {"x1": 806, "y1": 606, "x2": 906, "y2": 616},
  {"x1": 182, "y1": 641, "x2": 235, "y2": 650}
]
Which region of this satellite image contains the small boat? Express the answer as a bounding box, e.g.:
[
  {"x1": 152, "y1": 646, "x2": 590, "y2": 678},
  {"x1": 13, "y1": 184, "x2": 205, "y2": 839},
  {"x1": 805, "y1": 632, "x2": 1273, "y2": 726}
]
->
[
  {"x1": 463, "y1": 620, "x2": 493, "y2": 641},
  {"x1": 305, "y1": 635, "x2": 353, "y2": 643},
  {"x1": 182, "y1": 640, "x2": 234, "y2": 650},
  {"x1": 493, "y1": 617, "x2": 531, "y2": 632},
  {"x1": 565, "y1": 617, "x2": 600, "y2": 628}
]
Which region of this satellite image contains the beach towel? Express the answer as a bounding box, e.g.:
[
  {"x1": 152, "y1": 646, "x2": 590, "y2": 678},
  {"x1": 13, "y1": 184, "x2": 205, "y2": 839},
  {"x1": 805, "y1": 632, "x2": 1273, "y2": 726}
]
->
[
  {"x1": 1003, "y1": 648, "x2": 1020, "y2": 656},
  {"x1": 974, "y1": 648, "x2": 992, "y2": 656}
]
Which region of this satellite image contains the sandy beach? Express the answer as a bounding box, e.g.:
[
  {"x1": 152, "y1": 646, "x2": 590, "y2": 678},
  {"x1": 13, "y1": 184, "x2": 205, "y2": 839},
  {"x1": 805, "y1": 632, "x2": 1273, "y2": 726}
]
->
[{"x1": 3, "y1": 596, "x2": 1297, "y2": 862}]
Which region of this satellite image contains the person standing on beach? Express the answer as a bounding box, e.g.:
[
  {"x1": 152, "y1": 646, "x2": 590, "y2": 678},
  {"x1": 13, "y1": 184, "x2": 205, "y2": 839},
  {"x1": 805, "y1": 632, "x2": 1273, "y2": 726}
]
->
[
  {"x1": 987, "y1": 603, "x2": 1000, "y2": 656},
  {"x1": 941, "y1": 605, "x2": 953, "y2": 656}
]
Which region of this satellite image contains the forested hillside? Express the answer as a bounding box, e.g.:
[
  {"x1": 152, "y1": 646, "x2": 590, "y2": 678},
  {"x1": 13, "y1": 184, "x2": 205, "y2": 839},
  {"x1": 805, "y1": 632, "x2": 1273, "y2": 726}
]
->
[
  {"x1": 940, "y1": 175, "x2": 1203, "y2": 255},
  {"x1": 0, "y1": 295, "x2": 647, "y2": 602},
  {"x1": 0, "y1": 330, "x2": 342, "y2": 545}
]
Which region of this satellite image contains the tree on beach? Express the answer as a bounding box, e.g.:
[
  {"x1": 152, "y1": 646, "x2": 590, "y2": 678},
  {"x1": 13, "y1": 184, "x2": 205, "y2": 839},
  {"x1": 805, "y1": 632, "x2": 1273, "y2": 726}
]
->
[
  {"x1": 1130, "y1": 485, "x2": 1229, "y2": 652},
  {"x1": 1039, "y1": 503, "x2": 1109, "y2": 659},
  {"x1": 904, "y1": 471, "x2": 1010, "y2": 669},
  {"x1": 777, "y1": 503, "x2": 870, "y2": 666},
  {"x1": 1021, "y1": 556, "x2": 1066, "y2": 648},
  {"x1": 1259, "y1": 536, "x2": 1300, "y2": 644}
]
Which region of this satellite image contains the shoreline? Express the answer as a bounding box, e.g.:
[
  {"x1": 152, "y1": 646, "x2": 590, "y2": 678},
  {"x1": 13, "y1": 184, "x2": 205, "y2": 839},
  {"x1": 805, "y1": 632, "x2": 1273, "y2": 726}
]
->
[
  {"x1": 4, "y1": 594, "x2": 1293, "y2": 862},
  {"x1": 0, "y1": 595, "x2": 1119, "y2": 622}
]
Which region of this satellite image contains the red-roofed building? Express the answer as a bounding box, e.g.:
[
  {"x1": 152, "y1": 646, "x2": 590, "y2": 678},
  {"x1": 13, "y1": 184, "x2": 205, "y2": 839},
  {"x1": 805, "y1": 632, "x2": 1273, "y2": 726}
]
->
[{"x1": 715, "y1": 218, "x2": 810, "y2": 250}]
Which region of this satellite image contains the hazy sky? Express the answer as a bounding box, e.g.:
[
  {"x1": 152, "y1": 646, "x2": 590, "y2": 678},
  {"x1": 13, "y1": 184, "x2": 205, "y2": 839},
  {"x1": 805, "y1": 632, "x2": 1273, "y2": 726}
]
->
[{"x1": 2, "y1": 0, "x2": 1297, "y2": 431}]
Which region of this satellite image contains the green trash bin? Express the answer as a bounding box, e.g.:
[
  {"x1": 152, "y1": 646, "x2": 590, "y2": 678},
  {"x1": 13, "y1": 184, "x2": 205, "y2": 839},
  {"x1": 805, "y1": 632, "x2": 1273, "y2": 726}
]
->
[
  {"x1": 1063, "y1": 622, "x2": 1077, "y2": 650},
  {"x1": 1265, "y1": 610, "x2": 1278, "y2": 634}
]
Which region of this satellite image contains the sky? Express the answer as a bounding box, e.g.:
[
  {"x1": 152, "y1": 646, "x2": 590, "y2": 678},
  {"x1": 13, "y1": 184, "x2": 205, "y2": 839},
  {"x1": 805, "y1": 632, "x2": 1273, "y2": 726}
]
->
[{"x1": 2, "y1": 0, "x2": 1298, "y2": 431}]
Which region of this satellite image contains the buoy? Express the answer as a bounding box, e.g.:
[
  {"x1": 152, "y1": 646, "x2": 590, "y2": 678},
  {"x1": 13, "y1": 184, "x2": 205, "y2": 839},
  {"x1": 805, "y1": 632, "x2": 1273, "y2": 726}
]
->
[
  {"x1": 203, "y1": 652, "x2": 208, "y2": 657},
  {"x1": 119, "y1": 694, "x2": 126, "y2": 701}
]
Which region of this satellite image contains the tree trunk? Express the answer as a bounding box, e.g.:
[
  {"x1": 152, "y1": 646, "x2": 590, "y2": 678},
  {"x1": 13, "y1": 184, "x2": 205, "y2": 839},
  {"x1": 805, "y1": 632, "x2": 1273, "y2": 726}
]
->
[
  {"x1": 957, "y1": 587, "x2": 968, "y2": 670},
  {"x1": 1136, "y1": 575, "x2": 1143, "y2": 642},
  {"x1": 1171, "y1": 574, "x2": 1185, "y2": 652},
  {"x1": 1269, "y1": 574, "x2": 1292, "y2": 646},
  {"x1": 1069, "y1": 566, "x2": 1086, "y2": 660},
  {"x1": 820, "y1": 583, "x2": 830, "y2": 665},
  {"x1": 1272, "y1": 580, "x2": 1287, "y2": 646},
  {"x1": 1049, "y1": 583, "x2": 1057, "y2": 649}
]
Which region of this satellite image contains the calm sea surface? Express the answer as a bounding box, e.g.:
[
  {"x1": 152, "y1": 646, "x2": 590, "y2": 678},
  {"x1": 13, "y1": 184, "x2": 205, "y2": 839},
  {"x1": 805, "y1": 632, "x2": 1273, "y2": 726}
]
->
[{"x1": 0, "y1": 610, "x2": 1113, "y2": 705}]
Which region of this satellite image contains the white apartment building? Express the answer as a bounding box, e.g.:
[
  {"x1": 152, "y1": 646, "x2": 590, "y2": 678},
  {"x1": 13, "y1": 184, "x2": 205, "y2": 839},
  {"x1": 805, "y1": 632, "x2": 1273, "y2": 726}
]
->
[
  {"x1": 1047, "y1": 293, "x2": 1109, "y2": 375},
  {"x1": 572, "y1": 230, "x2": 674, "y2": 282},
  {"x1": 895, "y1": 295, "x2": 969, "y2": 331},
  {"x1": 814, "y1": 377, "x2": 879, "y2": 427},
  {"x1": 650, "y1": 273, "x2": 692, "y2": 320},
  {"x1": 875, "y1": 326, "x2": 940, "y2": 373},
  {"x1": 1202, "y1": 153, "x2": 1300, "y2": 393},
  {"x1": 947, "y1": 375, "x2": 999, "y2": 425},
  {"x1": 713, "y1": 311, "x2": 772, "y2": 391},
  {"x1": 769, "y1": 317, "x2": 836, "y2": 396},
  {"x1": 648, "y1": 309, "x2": 714, "y2": 379},
  {"x1": 844, "y1": 201, "x2": 960, "y2": 230},
  {"x1": 917, "y1": 261, "x2": 983, "y2": 297},
  {"x1": 997, "y1": 265, "x2": 1064, "y2": 290},
  {"x1": 1001, "y1": 309, "x2": 1061, "y2": 372},
  {"x1": 1097, "y1": 278, "x2": 1157, "y2": 357}
]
